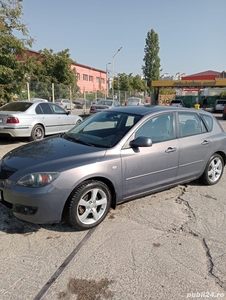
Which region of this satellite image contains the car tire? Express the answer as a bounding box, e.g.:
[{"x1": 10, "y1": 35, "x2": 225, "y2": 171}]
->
[
  {"x1": 223, "y1": 114, "x2": 226, "y2": 120},
  {"x1": 75, "y1": 119, "x2": 82, "y2": 125},
  {"x1": 200, "y1": 154, "x2": 224, "y2": 185},
  {"x1": 64, "y1": 180, "x2": 111, "y2": 231},
  {"x1": 29, "y1": 124, "x2": 45, "y2": 141}
]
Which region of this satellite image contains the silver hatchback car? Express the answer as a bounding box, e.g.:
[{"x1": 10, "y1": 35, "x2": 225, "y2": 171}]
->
[{"x1": 0, "y1": 106, "x2": 226, "y2": 230}]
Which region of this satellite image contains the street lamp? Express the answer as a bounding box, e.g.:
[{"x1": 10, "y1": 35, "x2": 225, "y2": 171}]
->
[
  {"x1": 112, "y1": 47, "x2": 122, "y2": 99},
  {"x1": 106, "y1": 62, "x2": 111, "y2": 98}
]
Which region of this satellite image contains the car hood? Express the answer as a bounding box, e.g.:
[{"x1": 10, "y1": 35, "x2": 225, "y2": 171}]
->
[{"x1": 1, "y1": 135, "x2": 107, "y2": 175}]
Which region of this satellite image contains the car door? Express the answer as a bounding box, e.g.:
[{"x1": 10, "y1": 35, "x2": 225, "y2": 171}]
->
[
  {"x1": 48, "y1": 103, "x2": 75, "y2": 132},
  {"x1": 121, "y1": 113, "x2": 179, "y2": 199},
  {"x1": 176, "y1": 112, "x2": 212, "y2": 181},
  {"x1": 35, "y1": 103, "x2": 58, "y2": 134}
]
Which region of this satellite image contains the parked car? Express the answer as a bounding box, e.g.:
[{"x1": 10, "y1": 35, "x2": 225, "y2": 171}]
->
[
  {"x1": 213, "y1": 99, "x2": 226, "y2": 113},
  {"x1": 30, "y1": 98, "x2": 48, "y2": 102},
  {"x1": 73, "y1": 98, "x2": 91, "y2": 109},
  {"x1": 0, "y1": 100, "x2": 82, "y2": 141},
  {"x1": 89, "y1": 99, "x2": 120, "y2": 114},
  {"x1": 125, "y1": 97, "x2": 145, "y2": 106},
  {"x1": 55, "y1": 99, "x2": 75, "y2": 110},
  {"x1": 0, "y1": 106, "x2": 226, "y2": 231},
  {"x1": 169, "y1": 99, "x2": 184, "y2": 107}
]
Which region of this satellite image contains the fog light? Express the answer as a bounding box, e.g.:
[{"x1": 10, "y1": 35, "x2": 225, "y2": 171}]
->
[{"x1": 14, "y1": 205, "x2": 38, "y2": 215}]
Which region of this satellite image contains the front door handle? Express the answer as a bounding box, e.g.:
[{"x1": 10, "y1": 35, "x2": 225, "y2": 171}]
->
[{"x1": 165, "y1": 147, "x2": 177, "y2": 153}]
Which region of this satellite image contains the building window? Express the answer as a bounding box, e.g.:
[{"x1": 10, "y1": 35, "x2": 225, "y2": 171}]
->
[
  {"x1": 83, "y1": 74, "x2": 88, "y2": 81},
  {"x1": 89, "y1": 76, "x2": 93, "y2": 82},
  {"x1": 76, "y1": 73, "x2": 80, "y2": 80},
  {"x1": 101, "y1": 78, "x2": 105, "y2": 84},
  {"x1": 96, "y1": 77, "x2": 100, "y2": 83}
]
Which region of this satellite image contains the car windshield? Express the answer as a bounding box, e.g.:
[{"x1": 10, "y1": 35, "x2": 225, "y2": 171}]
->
[
  {"x1": 0, "y1": 102, "x2": 33, "y2": 111},
  {"x1": 64, "y1": 111, "x2": 142, "y2": 148}
]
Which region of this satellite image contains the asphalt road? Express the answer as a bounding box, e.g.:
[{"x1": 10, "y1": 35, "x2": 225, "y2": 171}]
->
[{"x1": 0, "y1": 113, "x2": 226, "y2": 300}]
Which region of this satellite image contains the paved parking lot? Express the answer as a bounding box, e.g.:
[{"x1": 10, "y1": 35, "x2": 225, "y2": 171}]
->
[{"x1": 0, "y1": 113, "x2": 226, "y2": 300}]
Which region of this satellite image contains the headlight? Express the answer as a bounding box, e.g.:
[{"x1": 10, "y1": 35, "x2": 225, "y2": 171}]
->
[{"x1": 16, "y1": 172, "x2": 60, "y2": 188}]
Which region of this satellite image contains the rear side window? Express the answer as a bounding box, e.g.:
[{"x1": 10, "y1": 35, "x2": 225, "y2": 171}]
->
[
  {"x1": 36, "y1": 103, "x2": 53, "y2": 114},
  {"x1": 178, "y1": 112, "x2": 207, "y2": 137},
  {"x1": 200, "y1": 113, "x2": 213, "y2": 131}
]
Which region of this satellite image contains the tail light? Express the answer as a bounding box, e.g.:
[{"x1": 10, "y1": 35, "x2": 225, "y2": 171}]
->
[
  {"x1": 7, "y1": 117, "x2": 19, "y2": 124},
  {"x1": 124, "y1": 102, "x2": 127, "y2": 106},
  {"x1": 90, "y1": 106, "x2": 94, "y2": 111},
  {"x1": 137, "y1": 102, "x2": 140, "y2": 106}
]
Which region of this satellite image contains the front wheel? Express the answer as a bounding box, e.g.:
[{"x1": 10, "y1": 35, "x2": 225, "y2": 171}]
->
[
  {"x1": 200, "y1": 154, "x2": 224, "y2": 185},
  {"x1": 64, "y1": 180, "x2": 111, "y2": 231},
  {"x1": 29, "y1": 124, "x2": 44, "y2": 141}
]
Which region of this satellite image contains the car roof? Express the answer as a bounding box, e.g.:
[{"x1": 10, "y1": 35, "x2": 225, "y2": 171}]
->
[{"x1": 107, "y1": 105, "x2": 209, "y2": 116}]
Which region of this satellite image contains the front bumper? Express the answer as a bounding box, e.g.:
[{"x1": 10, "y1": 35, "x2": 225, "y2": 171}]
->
[{"x1": 0, "y1": 180, "x2": 69, "y2": 224}]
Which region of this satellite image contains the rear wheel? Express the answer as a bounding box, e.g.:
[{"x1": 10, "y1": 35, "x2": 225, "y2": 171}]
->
[
  {"x1": 29, "y1": 124, "x2": 44, "y2": 141},
  {"x1": 64, "y1": 180, "x2": 111, "y2": 231},
  {"x1": 200, "y1": 154, "x2": 224, "y2": 185}
]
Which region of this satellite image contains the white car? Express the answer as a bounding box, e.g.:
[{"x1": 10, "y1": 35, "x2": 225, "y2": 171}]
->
[
  {"x1": 125, "y1": 97, "x2": 145, "y2": 106},
  {"x1": 213, "y1": 99, "x2": 226, "y2": 113},
  {"x1": 55, "y1": 99, "x2": 75, "y2": 110},
  {"x1": 170, "y1": 99, "x2": 184, "y2": 107}
]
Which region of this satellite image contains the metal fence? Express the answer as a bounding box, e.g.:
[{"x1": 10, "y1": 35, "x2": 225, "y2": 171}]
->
[{"x1": 20, "y1": 81, "x2": 147, "y2": 105}]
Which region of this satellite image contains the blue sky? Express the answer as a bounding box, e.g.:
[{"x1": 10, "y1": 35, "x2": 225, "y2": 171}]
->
[{"x1": 20, "y1": 0, "x2": 226, "y2": 77}]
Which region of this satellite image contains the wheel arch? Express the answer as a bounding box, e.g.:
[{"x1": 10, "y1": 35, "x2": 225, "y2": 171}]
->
[
  {"x1": 215, "y1": 150, "x2": 226, "y2": 166},
  {"x1": 62, "y1": 176, "x2": 117, "y2": 220},
  {"x1": 32, "y1": 122, "x2": 45, "y2": 132}
]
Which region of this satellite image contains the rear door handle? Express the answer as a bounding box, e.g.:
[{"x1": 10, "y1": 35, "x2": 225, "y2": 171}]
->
[{"x1": 202, "y1": 140, "x2": 211, "y2": 145}]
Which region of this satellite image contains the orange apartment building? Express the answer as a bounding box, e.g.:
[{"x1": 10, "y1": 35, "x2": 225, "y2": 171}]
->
[{"x1": 25, "y1": 50, "x2": 107, "y2": 94}]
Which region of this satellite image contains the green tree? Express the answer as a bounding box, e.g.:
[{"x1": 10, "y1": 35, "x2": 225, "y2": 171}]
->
[
  {"x1": 27, "y1": 48, "x2": 79, "y2": 100},
  {"x1": 132, "y1": 74, "x2": 146, "y2": 92},
  {"x1": 142, "y1": 29, "x2": 161, "y2": 95},
  {"x1": 0, "y1": 0, "x2": 34, "y2": 103}
]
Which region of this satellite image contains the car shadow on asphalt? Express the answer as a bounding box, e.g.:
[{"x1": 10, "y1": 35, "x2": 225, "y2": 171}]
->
[
  {"x1": 0, "y1": 205, "x2": 78, "y2": 234},
  {"x1": 0, "y1": 178, "x2": 218, "y2": 235}
]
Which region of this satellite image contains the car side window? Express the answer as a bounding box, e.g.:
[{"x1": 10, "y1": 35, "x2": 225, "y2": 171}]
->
[
  {"x1": 178, "y1": 113, "x2": 206, "y2": 137},
  {"x1": 135, "y1": 113, "x2": 174, "y2": 143},
  {"x1": 51, "y1": 103, "x2": 67, "y2": 114},
  {"x1": 36, "y1": 103, "x2": 53, "y2": 114},
  {"x1": 200, "y1": 113, "x2": 213, "y2": 131},
  {"x1": 35, "y1": 105, "x2": 43, "y2": 114}
]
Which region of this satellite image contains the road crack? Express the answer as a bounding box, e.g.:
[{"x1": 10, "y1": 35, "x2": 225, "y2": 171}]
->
[{"x1": 174, "y1": 185, "x2": 226, "y2": 292}]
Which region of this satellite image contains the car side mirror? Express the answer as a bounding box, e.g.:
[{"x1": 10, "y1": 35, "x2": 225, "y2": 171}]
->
[
  {"x1": 66, "y1": 111, "x2": 71, "y2": 115},
  {"x1": 129, "y1": 136, "x2": 153, "y2": 148}
]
